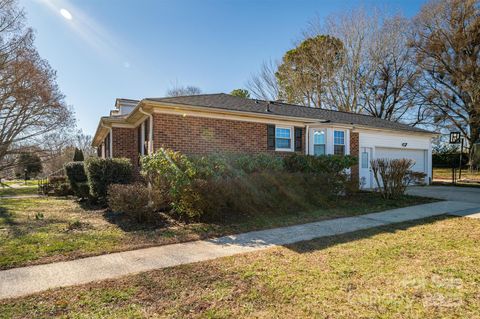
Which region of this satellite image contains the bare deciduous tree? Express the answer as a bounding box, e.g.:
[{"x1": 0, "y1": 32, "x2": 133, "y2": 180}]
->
[
  {"x1": 305, "y1": 8, "x2": 429, "y2": 125},
  {"x1": 166, "y1": 83, "x2": 202, "y2": 97},
  {"x1": 361, "y1": 16, "x2": 425, "y2": 124},
  {"x1": 410, "y1": 0, "x2": 480, "y2": 164},
  {"x1": 246, "y1": 59, "x2": 280, "y2": 101},
  {"x1": 308, "y1": 8, "x2": 375, "y2": 113},
  {"x1": 75, "y1": 131, "x2": 96, "y2": 158},
  {"x1": 0, "y1": 0, "x2": 73, "y2": 173}
]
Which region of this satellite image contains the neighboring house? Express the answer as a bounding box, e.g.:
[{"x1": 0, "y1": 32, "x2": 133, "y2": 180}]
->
[{"x1": 92, "y1": 93, "x2": 435, "y2": 188}]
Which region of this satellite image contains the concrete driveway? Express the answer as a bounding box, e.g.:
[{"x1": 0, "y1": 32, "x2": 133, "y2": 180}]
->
[{"x1": 407, "y1": 185, "x2": 480, "y2": 204}]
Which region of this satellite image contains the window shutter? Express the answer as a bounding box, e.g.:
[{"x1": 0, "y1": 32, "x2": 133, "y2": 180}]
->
[
  {"x1": 267, "y1": 125, "x2": 275, "y2": 150},
  {"x1": 294, "y1": 127, "x2": 302, "y2": 152}
]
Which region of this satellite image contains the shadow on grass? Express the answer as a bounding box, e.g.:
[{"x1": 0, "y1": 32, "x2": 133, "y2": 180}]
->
[
  {"x1": 285, "y1": 214, "x2": 457, "y2": 254},
  {"x1": 102, "y1": 210, "x2": 169, "y2": 232},
  {"x1": 207, "y1": 214, "x2": 458, "y2": 253},
  {"x1": 0, "y1": 206, "x2": 14, "y2": 224},
  {"x1": 0, "y1": 206, "x2": 23, "y2": 238}
]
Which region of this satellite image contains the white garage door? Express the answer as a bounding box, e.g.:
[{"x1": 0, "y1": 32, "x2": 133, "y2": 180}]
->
[{"x1": 375, "y1": 147, "x2": 427, "y2": 173}]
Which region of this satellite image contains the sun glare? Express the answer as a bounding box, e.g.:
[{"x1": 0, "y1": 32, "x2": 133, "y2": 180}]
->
[{"x1": 60, "y1": 8, "x2": 72, "y2": 20}]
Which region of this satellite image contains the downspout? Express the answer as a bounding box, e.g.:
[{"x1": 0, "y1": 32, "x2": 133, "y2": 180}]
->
[
  {"x1": 305, "y1": 124, "x2": 310, "y2": 155},
  {"x1": 139, "y1": 107, "x2": 154, "y2": 154}
]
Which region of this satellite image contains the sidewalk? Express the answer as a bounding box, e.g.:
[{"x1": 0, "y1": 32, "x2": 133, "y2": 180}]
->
[
  {"x1": 0, "y1": 200, "x2": 478, "y2": 300},
  {"x1": 0, "y1": 194, "x2": 41, "y2": 199}
]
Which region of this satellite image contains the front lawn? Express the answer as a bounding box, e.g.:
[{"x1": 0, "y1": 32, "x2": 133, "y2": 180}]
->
[
  {"x1": 0, "y1": 193, "x2": 434, "y2": 270},
  {"x1": 433, "y1": 167, "x2": 480, "y2": 182},
  {"x1": 0, "y1": 185, "x2": 38, "y2": 197},
  {"x1": 1, "y1": 216, "x2": 478, "y2": 318}
]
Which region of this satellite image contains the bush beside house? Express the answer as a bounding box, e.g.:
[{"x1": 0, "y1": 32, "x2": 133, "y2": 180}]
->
[
  {"x1": 64, "y1": 162, "x2": 89, "y2": 199},
  {"x1": 136, "y1": 148, "x2": 358, "y2": 221},
  {"x1": 370, "y1": 158, "x2": 426, "y2": 199},
  {"x1": 108, "y1": 183, "x2": 165, "y2": 223},
  {"x1": 64, "y1": 158, "x2": 133, "y2": 203},
  {"x1": 84, "y1": 158, "x2": 133, "y2": 202}
]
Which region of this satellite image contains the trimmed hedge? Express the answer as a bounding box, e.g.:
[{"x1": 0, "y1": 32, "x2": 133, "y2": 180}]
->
[
  {"x1": 65, "y1": 162, "x2": 89, "y2": 199},
  {"x1": 85, "y1": 157, "x2": 133, "y2": 201},
  {"x1": 108, "y1": 183, "x2": 166, "y2": 223},
  {"x1": 284, "y1": 153, "x2": 357, "y2": 174}
]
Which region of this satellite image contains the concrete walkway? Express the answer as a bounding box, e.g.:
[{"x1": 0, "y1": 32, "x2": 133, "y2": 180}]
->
[{"x1": 0, "y1": 200, "x2": 478, "y2": 300}]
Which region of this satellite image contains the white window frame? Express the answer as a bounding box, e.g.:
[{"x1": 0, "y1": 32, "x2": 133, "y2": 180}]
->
[
  {"x1": 275, "y1": 125, "x2": 294, "y2": 152},
  {"x1": 333, "y1": 129, "x2": 346, "y2": 156},
  {"x1": 312, "y1": 129, "x2": 327, "y2": 156}
]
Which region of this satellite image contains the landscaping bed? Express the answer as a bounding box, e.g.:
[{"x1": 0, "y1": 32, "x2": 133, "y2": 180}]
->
[
  {"x1": 1, "y1": 215, "x2": 478, "y2": 318},
  {"x1": 0, "y1": 193, "x2": 435, "y2": 270}
]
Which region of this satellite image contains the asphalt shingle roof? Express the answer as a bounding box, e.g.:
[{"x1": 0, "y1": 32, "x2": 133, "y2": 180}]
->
[{"x1": 145, "y1": 93, "x2": 432, "y2": 134}]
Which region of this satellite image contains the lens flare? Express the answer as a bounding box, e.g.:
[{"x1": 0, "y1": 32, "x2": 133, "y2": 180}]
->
[{"x1": 60, "y1": 8, "x2": 72, "y2": 20}]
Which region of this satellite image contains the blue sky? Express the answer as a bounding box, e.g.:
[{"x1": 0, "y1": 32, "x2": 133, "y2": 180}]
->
[{"x1": 21, "y1": 0, "x2": 426, "y2": 135}]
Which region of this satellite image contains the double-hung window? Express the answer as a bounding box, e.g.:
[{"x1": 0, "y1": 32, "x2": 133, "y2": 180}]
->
[
  {"x1": 313, "y1": 130, "x2": 326, "y2": 156},
  {"x1": 334, "y1": 130, "x2": 345, "y2": 155},
  {"x1": 275, "y1": 127, "x2": 292, "y2": 151}
]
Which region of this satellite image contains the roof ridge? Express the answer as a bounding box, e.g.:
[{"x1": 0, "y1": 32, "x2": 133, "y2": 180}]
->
[
  {"x1": 238, "y1": 95, "x2": 423, "y2": 129},
  {"x1": 150, "y1": 93, "x2": 226, "y2": 100}
]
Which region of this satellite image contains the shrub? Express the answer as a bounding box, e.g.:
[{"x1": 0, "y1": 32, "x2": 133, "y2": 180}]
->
[
  {"x1": 65, "y1": 162, "x2": 89, "y2": 199},
  {"x1": 85, "y1": 158, "x2": 133, "y2": 202},
  {"x1": 189, "y1": 172, "x2": 334, "y2": 221},
  {"x1": 73, "y1": 148, "x2": 84, "y2": 161},
  {"x1": 53, "y1": 182, "x2": 73, "y2": 196},
  {"x1": 284, "y1": 153, "x2": 357, "y2": 195},
  {"x1": 197, "y1": 152, "x2": 284, "y2": 176},
  {"x1": 284, "y1": 153, "x2": 357, "y2": 174},
  {"x1": 48, "y1": 176, "x2": 67, "y2": 184},
  {"x1": 371, "y1": 158, "x2": 414, "y2": 199},
  {"x1": 108, "y1": 183, "x2": 166, "y2": 223},
  {"x1": 141, "y1": 148, "x2": 196, "y2": 202},
  {"x1": 42, "y1": 176, "x2": 73, "y2": 197},
  {"x1": 141, "y1": 149, "x2": 287, "y2": 220},
  {"x1": 141, "y1": 149, "x2": 357, "y2": 221}
]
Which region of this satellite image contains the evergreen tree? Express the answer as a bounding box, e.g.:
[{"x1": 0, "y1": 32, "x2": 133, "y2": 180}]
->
[{"x1": 73, "y1": 148, "x2": 84, "y2": 161}]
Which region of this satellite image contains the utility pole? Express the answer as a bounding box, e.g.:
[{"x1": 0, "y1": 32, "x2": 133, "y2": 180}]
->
[
  {"x1": 459, "y1": 137, "x2": 464, "y2": 180},
  {"x1": 449, "y1": 132, "x2": 462, "y2": 184}
]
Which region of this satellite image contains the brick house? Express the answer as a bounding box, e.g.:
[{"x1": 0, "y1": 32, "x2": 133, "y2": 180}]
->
[{"x1": 92, "y1": 93, "x2": 435, "y2": 188}]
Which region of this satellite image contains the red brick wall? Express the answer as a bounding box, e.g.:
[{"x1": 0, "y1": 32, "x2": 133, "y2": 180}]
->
[
  {"x1": 112, "y1": 127, "x2": 138, "y2": 166},
  {"x1": 350, "y1": 131, "x2": 360, "y2": 181},
  {"x1": 152, "y1": 113, "x2": 305, "y2": 155}
]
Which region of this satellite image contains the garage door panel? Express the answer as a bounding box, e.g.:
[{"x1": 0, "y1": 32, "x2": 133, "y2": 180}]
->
[{"x1": 375, "y1": 147, "x2": 426, "y2": 173}]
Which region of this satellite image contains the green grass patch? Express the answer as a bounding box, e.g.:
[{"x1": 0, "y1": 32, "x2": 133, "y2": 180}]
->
[
  {"x1": 0, "y1": 186, "x2": 38, "y2": 197},
  {"x1": 1, "y1": 216, "x2": 479, "y2": 318}
]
